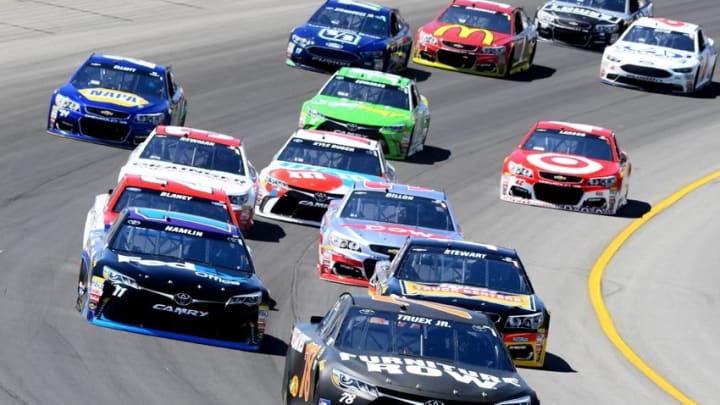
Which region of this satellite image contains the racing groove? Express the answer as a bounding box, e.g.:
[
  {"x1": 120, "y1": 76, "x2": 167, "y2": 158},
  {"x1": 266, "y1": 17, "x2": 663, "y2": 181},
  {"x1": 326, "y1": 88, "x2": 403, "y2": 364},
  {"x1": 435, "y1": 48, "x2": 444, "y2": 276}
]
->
[{"x1": 0, "y1": 0, "x2": 718, "y2": 404}]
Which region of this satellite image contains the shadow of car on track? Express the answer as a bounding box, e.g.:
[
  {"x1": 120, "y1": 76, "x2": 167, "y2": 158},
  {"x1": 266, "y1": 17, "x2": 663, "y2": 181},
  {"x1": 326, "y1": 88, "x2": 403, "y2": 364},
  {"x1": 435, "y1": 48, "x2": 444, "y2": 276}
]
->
[
  {"x1": 406, "y1": 145, "x2": 451, "y2": 165},
  {"x1": 402, "y1": 67, "x2": 432, "y2": 82},
  {"x1": 245, "y1": 219, "x2": 287, "y2": 242},
  {"x1": 693, "y1": 81, "x2": 720, "y2": 99},
  {"x1": 260, "y1": 334, "x2": 290, "y2": 357},
  {"x1": 615, "y1": 199, "x2": 652, "y2": 219},
  {"x1": 506, "y1": 64, "x2": 556, "y2": 82},
  {"x1": 520, "y1": 352, "x2": 576, "y2": 373}
]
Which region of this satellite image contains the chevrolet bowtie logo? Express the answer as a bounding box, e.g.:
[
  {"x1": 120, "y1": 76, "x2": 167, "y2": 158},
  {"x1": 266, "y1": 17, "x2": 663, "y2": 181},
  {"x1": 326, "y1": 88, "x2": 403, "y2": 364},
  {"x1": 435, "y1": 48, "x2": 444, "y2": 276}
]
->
[
  {"x1": 554, "y1": 175, "x2": 567, "y2": 181},
  {"x1": 99, "y1": 110, "x2": 114, "y2": 116}
]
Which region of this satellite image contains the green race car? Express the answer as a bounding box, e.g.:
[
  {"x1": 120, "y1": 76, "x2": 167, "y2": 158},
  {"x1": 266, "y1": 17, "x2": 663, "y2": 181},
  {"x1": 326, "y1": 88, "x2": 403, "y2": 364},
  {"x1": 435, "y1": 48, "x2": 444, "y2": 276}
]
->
[{"x1": 299, "y1": 67, "x2": 430, "y2": 160}]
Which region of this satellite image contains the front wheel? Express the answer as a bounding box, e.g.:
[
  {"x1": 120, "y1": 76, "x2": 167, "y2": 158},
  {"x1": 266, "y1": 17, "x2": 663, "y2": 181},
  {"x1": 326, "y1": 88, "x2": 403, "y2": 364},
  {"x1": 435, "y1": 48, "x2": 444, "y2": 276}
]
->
[{"x1": 75, "y1": 261, "x2": 89, "y2": 312}]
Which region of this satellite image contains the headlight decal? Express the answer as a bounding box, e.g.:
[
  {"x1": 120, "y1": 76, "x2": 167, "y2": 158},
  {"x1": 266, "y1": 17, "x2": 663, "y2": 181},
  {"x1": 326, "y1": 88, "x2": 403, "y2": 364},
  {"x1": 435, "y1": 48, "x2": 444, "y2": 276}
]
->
[{"x1": 505, "y1": 313, "x2": 543, "y2": 330}]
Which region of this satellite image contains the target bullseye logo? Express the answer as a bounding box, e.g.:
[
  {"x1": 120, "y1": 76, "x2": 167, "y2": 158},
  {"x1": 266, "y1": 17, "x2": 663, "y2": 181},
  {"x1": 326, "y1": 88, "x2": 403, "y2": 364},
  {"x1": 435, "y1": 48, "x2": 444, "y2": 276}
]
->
[{"x1": 526, "y1": 153, "x2": 603, "y2": 175}]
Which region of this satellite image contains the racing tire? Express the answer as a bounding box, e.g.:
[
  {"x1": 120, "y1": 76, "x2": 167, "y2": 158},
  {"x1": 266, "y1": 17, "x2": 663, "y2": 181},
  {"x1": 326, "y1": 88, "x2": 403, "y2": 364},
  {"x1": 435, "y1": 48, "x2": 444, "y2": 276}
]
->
[
  {"x1": 381, "y1": 53, "x2": 391, "y2": 73},
  {"x1": 400, "y1": 49, "x2": 411, "y2": 72},
  {"x1": 691, "y1": 66, "x2": 701, "y2": 95},
  {"x1": 75, "y1": 261, "x2": 90, "y2": 313}
]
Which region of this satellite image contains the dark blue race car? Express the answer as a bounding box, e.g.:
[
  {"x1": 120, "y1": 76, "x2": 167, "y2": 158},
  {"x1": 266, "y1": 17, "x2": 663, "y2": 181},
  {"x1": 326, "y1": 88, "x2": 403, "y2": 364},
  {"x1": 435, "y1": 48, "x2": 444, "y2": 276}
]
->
[
  {"x1": 76, "y1": 207, "x2": 271, "y2": 350},
  {"x1": 286, "y1": 0, "x2": 413, "y2": 73},
  {"x1": 48, "y1": 53, "x2": 187, "y2": 148}
]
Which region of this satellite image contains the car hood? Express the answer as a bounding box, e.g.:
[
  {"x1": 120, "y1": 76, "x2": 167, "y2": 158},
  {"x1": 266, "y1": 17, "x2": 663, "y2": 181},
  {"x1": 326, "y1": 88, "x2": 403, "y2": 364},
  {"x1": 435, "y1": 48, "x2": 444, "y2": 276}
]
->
[
  {"x1": 121, "y1": 160, "x2": 255, "y2": 195},
  {"x1": 334, "y1": 218, "x2": 460, "y2": 245},
  {"x1": 332, "y1": 350, "x2": 529, "y2": 400},
  {"x1": 59, "y1": 84, "x2": 167, "y2": 111},
  {"x1": 419, "y1": 21, "x2": 512, "y2": 46},
  {"x1": 294, "y1": 24, "x2": 387, "y2": 51},
  {"x1": 391, "y1": 281, "x2": 537, "y2": 312},
  {"x1": 264, "y1": 161, "x2": 385, "y2": 195},
  {"x1": 608, "y1": 42, "x2": 698, "y2": 67},
  {"x1": 305, "y1": 96, "x2": 412, "y2": 126},
  {"x1": 540, "y1": 1, "x2": 624, "y2": 23},
  {"x1": 508, "y1": 149, "x2": 619, "y2": 178}
]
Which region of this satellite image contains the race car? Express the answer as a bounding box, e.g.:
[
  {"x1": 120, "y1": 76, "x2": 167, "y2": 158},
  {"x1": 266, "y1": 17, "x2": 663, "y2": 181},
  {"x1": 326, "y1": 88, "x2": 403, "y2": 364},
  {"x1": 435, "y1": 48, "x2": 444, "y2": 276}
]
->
[
  {"x1": 255, "y1": 129, "x2": 396, "y2": 226},
  {"x1": 76, "y1": 207, "x2": 271, "y2": 350},
  {"x1": 534, "y1": 0, "x2": 654, "y2": 48},
  {"x1": 47, "y1": 53, "x2": 187, "y2": 148},
  {"x1": 412, "y1": 0, "x2": 538, "y2": 77},
  {"x1": 117, "y1": 126, "x2": 258, "y2": 233},
  {"x1": 370, "y1": 238, "x2": 550, "y2": 368},
  {"x1": 299, "y1": 67, "x2": 430, "y2": 160},
  {"x1": 82, "y1": 174, "x2": 239, "y2": 247},
  {"x1": 500, "y1": 121, "x2": 631, "y2": 215},
  {"x1": 282, "y1": 292, "x2": 540, "y2": 404},
  {"x1": 318, "y1": 181, "x2": 462, "y2": 286},
  {"x1": 286, "y1": 0, "x2": 413, "y2": 73},
  {"x1": 601, "y1": 17, "x2": 717, "y2": 95}
]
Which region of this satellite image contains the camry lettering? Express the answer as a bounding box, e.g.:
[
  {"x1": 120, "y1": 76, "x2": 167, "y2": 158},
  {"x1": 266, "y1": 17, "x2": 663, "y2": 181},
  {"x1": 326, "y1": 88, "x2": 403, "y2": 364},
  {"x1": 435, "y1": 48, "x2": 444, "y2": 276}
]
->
[
  {"x1": 152, "y1": 304, "x2": 208, "y2": 317},
  {"x1": 164, "y1": 225, "x2": 203, "y2": 237},
  {"x1": 433, "y1": 25, "x2": 494, "y2": 46},
  {"x1": 160, "y1": 191, "x2": 193, "y2": 200}
]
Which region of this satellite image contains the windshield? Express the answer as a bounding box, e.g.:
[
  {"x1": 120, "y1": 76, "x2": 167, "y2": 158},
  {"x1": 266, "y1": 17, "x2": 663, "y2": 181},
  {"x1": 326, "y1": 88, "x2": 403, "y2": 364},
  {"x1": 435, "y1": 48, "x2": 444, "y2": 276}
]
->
[
  {"x1": 71, "y1": 61, "x2": 165, "y2": 100},
  {"x1": 321, "y1": 76, "x2": 409, "y2": 110},
  {"x1": 394, "y1": 245, "x2": 531, "y2": 295},
  {"x1": 113, "y1": 186, "x2": 232, "y2": 223},
  {"x1": 438, "y1": 5, "x2": 511, "y2": 34},
  {"x1": 522, "y1": 128, "x2": 614, "y2": 161},
  {"x1": 335, "y1": 307, "x2": 514, "y2": 371},
  {"x1": 277, "y1": 137, "x2": 382, "y2": 176},
  {"x1": 140, "y1": 135, "x2": 246, "y2": 175},
  {"x1": 340, "y1": 190, "x2": 454, "y2": 231},
  {"x1": 110, "y1": 221, "x2": 252, "y2": 274},
  {"x1": 308, "y1": 5, "x2": 389, "y2": 37},
  {"x1": 622, "y1": 25, "x2": 695, "y2": 52},
  {"x1": 559, "y1": 0, "x2": 626, "y2": 13}
]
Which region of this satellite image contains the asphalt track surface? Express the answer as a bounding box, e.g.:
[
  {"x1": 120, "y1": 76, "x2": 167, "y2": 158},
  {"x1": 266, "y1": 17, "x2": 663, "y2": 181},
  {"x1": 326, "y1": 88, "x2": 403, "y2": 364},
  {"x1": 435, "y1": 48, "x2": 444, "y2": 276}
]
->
[{"x1": 0, "y1": 1, "x2": 718, "y2": 404}]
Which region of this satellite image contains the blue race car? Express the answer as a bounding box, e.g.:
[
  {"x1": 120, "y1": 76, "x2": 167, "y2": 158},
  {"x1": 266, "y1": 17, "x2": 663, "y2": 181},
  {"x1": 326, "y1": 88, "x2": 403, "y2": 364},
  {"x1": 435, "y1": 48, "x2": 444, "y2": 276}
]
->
[
  {"x1": 47, "y1": 53, "x2": 187, "y2": 148},
  {"x1": 286, "y1": 0, "x2": 413, "y2": 73},
  {"x1": 76, "y1": 207, "x2": 271, "y2": 350}
]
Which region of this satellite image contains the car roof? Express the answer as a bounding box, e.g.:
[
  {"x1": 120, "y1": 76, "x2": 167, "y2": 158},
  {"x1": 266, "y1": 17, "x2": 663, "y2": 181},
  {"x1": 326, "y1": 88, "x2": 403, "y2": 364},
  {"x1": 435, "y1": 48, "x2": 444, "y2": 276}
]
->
[
  {"x1": 87, "y1": 53, "x2": 165, "y2": 73},
  {"x1": 324, "y1": 0, "x2": 391, "y2": 14},
  {"x1": 292, "y1": 128, "x2": 379, "y2": 150},
  {"x1": 632, "y1": 17, "x2": 699, "y2": 34},
  {"x1": 336, "y1": 67, "x2": 411, "y2": 88},
  {"x1": 152, "y1": 125, "x2": 241, "y2": 147},
  {"x1": 118, "y1": 174, "x2": 229, "y2": 201},
  {"x1": 352, "y1": 181, "x2": 447, "y2": 200},
  {"x1": 536, "y1": 120, "x2": 614, "y2": 138},
  {"x1": 125, "y1": 207, "x2": 238, "y2": 237},
  {"x1": 452, "y1": 0, "x2": 515, "y2": 13},
  {"x1": 405, "y1": 237, "x2": 519, "y2": 258},
  {"x1": 349, "y1": 293, "x2": 493, "y2": 324}
]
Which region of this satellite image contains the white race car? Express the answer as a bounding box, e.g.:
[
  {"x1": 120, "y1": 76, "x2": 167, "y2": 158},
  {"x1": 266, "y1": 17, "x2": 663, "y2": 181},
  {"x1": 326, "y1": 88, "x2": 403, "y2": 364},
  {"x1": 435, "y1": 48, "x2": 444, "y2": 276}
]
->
[{"x1": 601, "y1": 17, "x2": 716, "y2": 95}]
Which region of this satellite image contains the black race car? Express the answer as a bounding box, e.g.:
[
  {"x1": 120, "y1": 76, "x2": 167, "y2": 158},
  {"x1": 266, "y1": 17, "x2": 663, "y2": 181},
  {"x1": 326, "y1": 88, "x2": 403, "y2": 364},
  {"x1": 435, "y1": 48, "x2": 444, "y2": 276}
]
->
[
  {"x1": 282, "y1": 292, "x2": 539, "y2": 404},
  {"x1": 77, "y1": 207, "x2": 271, "y2": 350},
  {"x1": 370, "y1": 238, "x2": 550, "y2": 368},
  {"x1": 534, "y1": 0, "x2": 654, "y2": 48}
]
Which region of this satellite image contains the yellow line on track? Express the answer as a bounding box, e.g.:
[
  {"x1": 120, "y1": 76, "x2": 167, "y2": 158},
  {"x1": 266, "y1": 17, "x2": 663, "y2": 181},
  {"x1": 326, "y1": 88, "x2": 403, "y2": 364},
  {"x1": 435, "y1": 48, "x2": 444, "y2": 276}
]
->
[{"x1": 589, "y1": 170, "x2": 720, "y2": 405}]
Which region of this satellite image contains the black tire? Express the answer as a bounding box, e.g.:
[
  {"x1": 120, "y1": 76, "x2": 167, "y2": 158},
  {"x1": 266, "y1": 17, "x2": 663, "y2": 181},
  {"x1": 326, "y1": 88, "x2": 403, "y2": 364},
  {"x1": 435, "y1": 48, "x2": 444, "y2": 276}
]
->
[
  {"x1": 691, "y1": 66, "x2": 701, "y2": 95},
  {"x1": 75, "y1": 261, "x2": 90, "y2": 313}
]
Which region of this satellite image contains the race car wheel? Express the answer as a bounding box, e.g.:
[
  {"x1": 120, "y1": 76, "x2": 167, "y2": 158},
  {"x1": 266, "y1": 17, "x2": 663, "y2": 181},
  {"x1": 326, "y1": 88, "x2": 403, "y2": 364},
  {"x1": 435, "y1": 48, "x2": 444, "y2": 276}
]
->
[
  {"x1": 691, "y1": 66, "x2": 701, "y2": 95},
  {"x1": 75, "y1": 261, "x2": 90, "y2": 313}
]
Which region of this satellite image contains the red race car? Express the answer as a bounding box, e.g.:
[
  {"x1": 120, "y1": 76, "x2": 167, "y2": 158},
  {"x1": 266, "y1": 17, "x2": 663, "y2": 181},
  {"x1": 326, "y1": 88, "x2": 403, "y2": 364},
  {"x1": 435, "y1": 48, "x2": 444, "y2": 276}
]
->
[
  {"x1": 500, "y1": 121, "x2": 631, "y2": 215},
  {"x1": 413, "y1": 0, "x2": 537, "y2": 77}
]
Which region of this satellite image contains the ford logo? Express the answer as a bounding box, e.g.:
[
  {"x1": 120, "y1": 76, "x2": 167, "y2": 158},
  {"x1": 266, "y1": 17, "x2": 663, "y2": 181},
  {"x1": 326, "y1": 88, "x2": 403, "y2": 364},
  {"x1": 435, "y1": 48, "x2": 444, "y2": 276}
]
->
[{"x1": 174, "y1": 292, "x2": 193, "y2": 306}]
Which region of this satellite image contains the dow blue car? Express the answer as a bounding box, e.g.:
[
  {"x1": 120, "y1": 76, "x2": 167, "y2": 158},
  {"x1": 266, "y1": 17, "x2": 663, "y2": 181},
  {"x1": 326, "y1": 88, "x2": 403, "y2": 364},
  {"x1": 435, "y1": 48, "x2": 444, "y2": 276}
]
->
[
  {"x1": 285, "y1": 0, "x2": 413, "y2": 73},
  {"x1": 47, "y1": 53, "x2": 187, "y2": 148}
]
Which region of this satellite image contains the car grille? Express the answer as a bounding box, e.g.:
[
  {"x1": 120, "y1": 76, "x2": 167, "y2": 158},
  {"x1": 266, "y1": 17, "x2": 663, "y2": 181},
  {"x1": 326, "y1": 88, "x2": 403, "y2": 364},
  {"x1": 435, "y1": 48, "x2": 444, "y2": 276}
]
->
[
  {"x1": 621, "y1": 64, "x2": 672, "y2": 78},
  {"x1": 606, "y1": 74, "x2": 684, "y2": 93},
  {"x1": 507, "y1": 344, "x2": 535, "y2": 361},
  {"x1": 533, "y1": 183, "x2": 584, "y2": 205},
  {"x1": 538, "y1": 171, "x2": 583, "y2": 183},
  {"x1": 369, "y1": 244, "x2": 399, "y2": 260},
  {"x1": 556, "y1": 18, "x2": 591, "y2": 31},
  {"x1": 437, "y1": 49, "x2": 476, "y2": 69},
  {"x1": 372, "y1": 387, "x2": 493, "y2": 405},
  {"x1": 79, "y1": 117, "x2": 130, "y2": 141},
  {"x1": 307, "y1": 46, "x2": 360, "y2": 63},
  {"x1": 85, "y1": 106, "x2": 130, "y2": 119},
  {"x1": 269, "y1": 189, "x2": 342, "y2": 222},
  {"x1": 442, "y1": 40, "x2": 477, "y2": 51}
]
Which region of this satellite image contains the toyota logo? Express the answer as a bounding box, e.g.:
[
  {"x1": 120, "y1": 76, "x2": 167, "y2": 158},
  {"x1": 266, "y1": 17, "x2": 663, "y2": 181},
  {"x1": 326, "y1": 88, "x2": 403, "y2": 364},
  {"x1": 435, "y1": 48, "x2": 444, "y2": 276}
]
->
[
  {"x1": 174, "y1": 292, "x2": 193, "y2": 306},
  {"x1": 425, "y1": 401, "x2": 445, "y2": 405},
  {"x1": 345, "y1": 123, "x2": 359, "y2": 132},
  {"x1": 314, "y1": 192, "x2": 328, "y2": 202}
]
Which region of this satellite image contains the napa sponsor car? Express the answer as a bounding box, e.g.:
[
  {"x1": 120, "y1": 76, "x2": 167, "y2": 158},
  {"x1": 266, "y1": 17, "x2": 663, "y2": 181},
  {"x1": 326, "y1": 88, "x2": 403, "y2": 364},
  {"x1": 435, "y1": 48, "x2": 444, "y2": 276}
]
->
[
  {"x1": 118, "y1": 126, "x2": 259, "y2": 232},
  {"x1": 286, "y1": 0, "x2": 413, "y2": 73},
  {"x1": 282, "y1": 293, "x2": 540, "y2": 404},
  {"x1": 76, "y1": 207, "x2": 272, "y2": 350},
  {"x1": 535, "y1": 0, "x2": 654, "y2": 48},
  {"x1": 47, "y1": 53, "x2": 187, "y2": 148},
  {"x1": 318, "y1": 181, "x2": 462, "y2": 286},
  {"x1": 370, "y1": 238, "x2": 551, "y2": 368},
  {"x1": 255, "y1": 129, "x2": 396, "y2": 226},
  {"x1": 601, "y1": 17, "x2": 717, "y2": 94}
]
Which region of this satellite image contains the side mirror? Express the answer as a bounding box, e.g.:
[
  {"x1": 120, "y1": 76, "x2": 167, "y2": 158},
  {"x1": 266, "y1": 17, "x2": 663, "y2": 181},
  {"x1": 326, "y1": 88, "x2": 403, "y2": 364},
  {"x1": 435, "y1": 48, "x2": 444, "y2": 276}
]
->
[
  {"x1": 310, "y1": 315, "x2": 324, "y2": 324},
  {"x1": 420, "y1": 95, "x2": 429, "y2": 107},
  {"x1": 374, "y1": 260, "x2": 392, "y2": 286},
  {"x1": 619, "y1": 151, "x2": 628, "y2": 163}
]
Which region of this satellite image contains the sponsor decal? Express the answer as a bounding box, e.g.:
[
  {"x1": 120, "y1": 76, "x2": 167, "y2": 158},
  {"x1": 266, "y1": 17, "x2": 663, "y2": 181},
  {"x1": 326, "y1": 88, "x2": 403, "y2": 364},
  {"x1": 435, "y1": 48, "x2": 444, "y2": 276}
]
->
[
  {"x1": 545, "y1": 4, "x2": 613, "y2": 22},
  {"x1": 164, "y1": 225, "x2": 203, "y2": 237},
  {"x1": 356, "y1": 103, "x2": 408, "y2": 118},
  {"x1": 290, "y1": 328, "x2": 311, "y2": 353},
  {"x1": 443, "y1": 248, "x2": 486, "y2": 259},
  {"x1": 343, "y1": 223, "x2": 443, "y2": 238},
  {"x1": 525, "y1": 153, "x2": 604, "y2": 175},
  {"x1": 271, "y1": 168, "x2": 344, "y2": 192},
  {"x1": 339, "y1": 353, "x2": 521, "y2": 389},
  {"x1": 299, "y1": 343, "x2": 324, "y2": 401},
  {"x1": 179, "y1": 137, "x2": 214, "y2": 146},
  {"x1": 401, "y1": 281, "x2": 534, "y2": 310},
  {"x1": 159, "y1": 192, "x2": 193, "y2": 200},
  {"x1": 288, "y1": 375, "x2": 299, "y2": 397},
  {"x1": 385, "y1": 192, "x2": 414, "y2": 200},
  {"x1": 79, "y1": 88, "x2": 148, "y2": 107},
  {"x1": 194, "y1": 271, "x2": 241, "y2": 286},
  {"x1": 618, "y1": 45, "x2": 686, "y2": 59},
  {"x1": 318, "y1": 28, "x2": 362, "y2": 45},
  {"x1": 152, "y1": 304, "x2": 208, "y2": 317},
  {"x1": 131, "y1": 161, "x2": 248, "y2": 184},
  {"x1": 434, "y1": 25, "x2": 495, "y2": 45}
]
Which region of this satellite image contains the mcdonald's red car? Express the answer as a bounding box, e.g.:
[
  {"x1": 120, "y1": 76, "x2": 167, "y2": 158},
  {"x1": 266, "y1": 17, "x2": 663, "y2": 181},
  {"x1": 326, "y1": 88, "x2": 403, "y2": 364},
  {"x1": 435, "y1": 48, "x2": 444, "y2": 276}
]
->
[{"x1": 413, "y1": 0, "x2": 538, "y2": 77}]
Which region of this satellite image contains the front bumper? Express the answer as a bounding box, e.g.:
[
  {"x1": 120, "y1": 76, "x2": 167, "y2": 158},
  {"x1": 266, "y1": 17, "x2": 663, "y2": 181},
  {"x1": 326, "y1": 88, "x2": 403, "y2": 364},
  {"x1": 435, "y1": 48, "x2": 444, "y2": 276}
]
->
[
  {"x1": 47, "y1": 105, "x2": 155, "y2": 149},
  {"x1": 600, "y1": 60, "x2": 694, "y2": 94},
  {"x1": 286, "y1": 42, "x2": 384, "y2": 73},
  {"x1": 413, "y1": 44, "x2": 512, "y2": 77},
  {"x1": 504, "y1": 330, "x2": 548, "y2": 368},
  {"x1": 302, "y1": 120, "x2": 410, "y2": 160},
  {"x1": 536, "y1": 21, "x2": 618, "y2": 48},
  {"x1": 318, "y1": 242, "x2": 395, "y2": 286},
  {"x1": 255, "y1": 184, "x2": 341, "y2": 227},
  {"x1": 500, "y1": 174, "x2": 621, "y2": 215}
]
